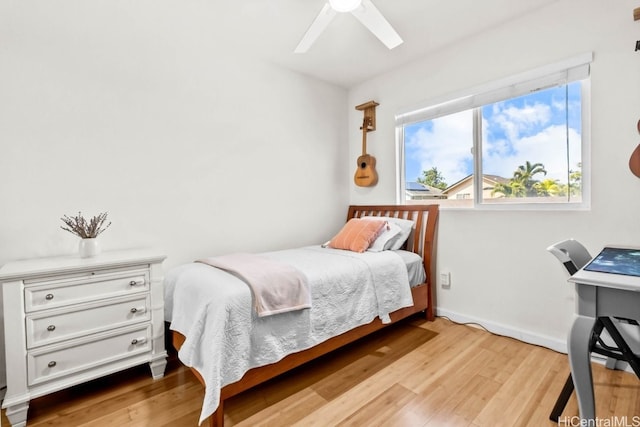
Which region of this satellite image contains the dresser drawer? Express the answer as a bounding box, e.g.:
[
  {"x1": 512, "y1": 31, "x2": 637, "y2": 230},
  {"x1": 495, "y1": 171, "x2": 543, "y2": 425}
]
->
[
  {"x1": 1, "y1": 250, "x2": 167, "y2": 427},
  {"x1": 26, "y1": 295, "x2": 151, "y2": 349},
  {"x1": 24, "y1": 269, "x2": 149, "y2": 313},
  {"x1": 27, "y1": 324, "x2": 152, "y2": 386}
]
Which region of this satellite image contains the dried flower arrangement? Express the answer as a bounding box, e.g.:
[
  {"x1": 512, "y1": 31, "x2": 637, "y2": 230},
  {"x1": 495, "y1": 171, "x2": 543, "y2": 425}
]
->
[{"x1": 60, "y1": 212, "x2": 111, "y2": 239}]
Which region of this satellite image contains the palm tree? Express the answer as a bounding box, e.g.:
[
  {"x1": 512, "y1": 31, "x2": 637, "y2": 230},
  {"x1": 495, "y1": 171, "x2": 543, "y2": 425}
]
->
[
  {"x1": 512, "y1": 161, "x2": 547, "y2": 196},
  {"x1": 491, "y1": 161, "x2": 547, "y2": 198},
  {"x1": 533, "y1": 178, "x2": 563, "y2": 196},
  {"x1": 491, "y1": 180, "x2": 526, "y2": 197}
]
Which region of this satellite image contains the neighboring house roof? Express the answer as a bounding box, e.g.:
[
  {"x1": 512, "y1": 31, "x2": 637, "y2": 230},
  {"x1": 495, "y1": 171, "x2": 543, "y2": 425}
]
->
[
  {"x1": 405, "y1": 182, "x2": 446, "y2": 199},
  {"x1": 443, "y1": 174, "x2": 510, "y2": 194}
]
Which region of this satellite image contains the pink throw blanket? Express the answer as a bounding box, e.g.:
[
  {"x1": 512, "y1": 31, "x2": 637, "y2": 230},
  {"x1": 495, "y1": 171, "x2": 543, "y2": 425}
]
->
[{"x1": 196, "y1": 253, "x2": 311, "y2": 317}]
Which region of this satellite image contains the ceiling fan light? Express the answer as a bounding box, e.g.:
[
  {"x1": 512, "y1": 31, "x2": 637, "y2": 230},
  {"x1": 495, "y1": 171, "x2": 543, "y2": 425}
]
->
[{"x1": 329, "y1": 0, "x2": 362, "y2": 13}]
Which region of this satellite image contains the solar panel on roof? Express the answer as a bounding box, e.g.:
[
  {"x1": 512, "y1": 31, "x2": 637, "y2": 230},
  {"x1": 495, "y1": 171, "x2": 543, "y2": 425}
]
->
[{"x1": 406, "y1": 182, "x2": 430, "y2": 191}]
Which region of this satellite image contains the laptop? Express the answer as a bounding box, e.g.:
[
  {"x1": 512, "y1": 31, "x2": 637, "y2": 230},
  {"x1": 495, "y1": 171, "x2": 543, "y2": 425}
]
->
[{"x1": 584, "y1": 246, "x2": 640, "y2": 277}]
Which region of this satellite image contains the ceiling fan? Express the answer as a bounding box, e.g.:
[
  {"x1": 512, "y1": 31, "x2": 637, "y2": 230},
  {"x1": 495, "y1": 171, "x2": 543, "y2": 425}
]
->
[{"x1": 294, "y1": 0, "x2": 403, "y2": 53}]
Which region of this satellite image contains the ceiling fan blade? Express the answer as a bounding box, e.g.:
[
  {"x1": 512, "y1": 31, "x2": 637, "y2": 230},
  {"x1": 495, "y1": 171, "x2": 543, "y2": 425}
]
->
[
  {"x1": 294, "y1": 3, "x2": 337, "y2": 53},
  {"x1": 350, "y1": 0, "x2": 403, "y2": 49}
]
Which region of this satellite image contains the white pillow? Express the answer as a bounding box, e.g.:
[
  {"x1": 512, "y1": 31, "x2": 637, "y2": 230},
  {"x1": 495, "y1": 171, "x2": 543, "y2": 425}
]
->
[
  {"x1": 367, "y1": 222, "x2": 402, "y2": 252},
  {"x1": 362, "y1": 216, "x2": 414, "y2": 250}
]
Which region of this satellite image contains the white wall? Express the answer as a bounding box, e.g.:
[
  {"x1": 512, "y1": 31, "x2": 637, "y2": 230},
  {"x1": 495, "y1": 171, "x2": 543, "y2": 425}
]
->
[
  {"x1": 0, "y1": 3, "x2": 349, "y2": 387},
  {"x1": 348, "y1": 0, "x2": 640, "y2": 351}
]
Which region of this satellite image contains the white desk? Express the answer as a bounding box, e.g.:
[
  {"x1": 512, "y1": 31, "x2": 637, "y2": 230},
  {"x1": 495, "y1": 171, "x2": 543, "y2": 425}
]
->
[{"x1": 567, "y1": 262, "x2": 640, "y2": 423}]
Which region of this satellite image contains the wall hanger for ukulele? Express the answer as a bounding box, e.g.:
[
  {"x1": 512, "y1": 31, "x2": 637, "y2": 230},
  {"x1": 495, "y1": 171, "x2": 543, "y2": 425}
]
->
[
  {"x1": 354, "y1": 100, "x2": 379, "y2": 187},
  {"x1": 635, "y1": 7, "x2": 640, "y2": 51}
]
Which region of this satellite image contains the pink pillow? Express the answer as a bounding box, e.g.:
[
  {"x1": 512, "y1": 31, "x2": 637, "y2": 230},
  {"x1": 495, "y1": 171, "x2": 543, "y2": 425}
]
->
[{"x1": 329, "y1": 218, "x2": 386, "y2": 253}]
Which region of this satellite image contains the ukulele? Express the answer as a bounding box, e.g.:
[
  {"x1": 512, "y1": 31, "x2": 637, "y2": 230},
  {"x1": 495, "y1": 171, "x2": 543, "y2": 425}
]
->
[
  {"x1": 353, "y1": 117, "x2": 378, "y2": 187},
  {"x1": 629, "y1": 119, "x2": 640, "y2": 178}
]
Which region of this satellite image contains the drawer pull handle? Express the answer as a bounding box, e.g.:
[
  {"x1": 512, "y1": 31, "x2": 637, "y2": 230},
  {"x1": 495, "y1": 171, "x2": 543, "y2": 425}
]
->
[
  {"x1": 47, "y1": 325, "x2": 56, "y2": 332},
  {"x1": 131, "y1": 338, "x2": 147, "y2": 345},
  {"x1": 48, "y1": 361, "x2": 56, "y2": 368},
  {"x1": 45, "y1": 294, "x2": 54, "y2": 300},
  {"x1": 130, "y1": 307, "x2": 146, "y2": 314},
  {"x1": 129, "y1": 280, "x2": 144, "y2": 286}
]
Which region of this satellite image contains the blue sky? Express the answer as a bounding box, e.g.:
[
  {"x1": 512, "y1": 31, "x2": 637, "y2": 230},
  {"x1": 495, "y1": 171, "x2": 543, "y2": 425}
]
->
[{"x1": 404, "y1": 82, "x2": 582, "y2": 188}]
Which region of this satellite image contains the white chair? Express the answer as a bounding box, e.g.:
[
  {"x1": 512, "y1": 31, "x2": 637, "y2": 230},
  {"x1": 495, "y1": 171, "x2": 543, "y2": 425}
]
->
[
  {"x1": 547, "y1": 239, "x2": 640, "y2": 422},
  {"x1": 547, "y1": 239, "x2": 592, "y2": 276}
]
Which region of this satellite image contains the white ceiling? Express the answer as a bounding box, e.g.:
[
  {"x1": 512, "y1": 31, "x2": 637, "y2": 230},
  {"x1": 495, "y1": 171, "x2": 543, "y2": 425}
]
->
[{"x1": 218, "y1": 0, "x2": 560, "y2": 88}]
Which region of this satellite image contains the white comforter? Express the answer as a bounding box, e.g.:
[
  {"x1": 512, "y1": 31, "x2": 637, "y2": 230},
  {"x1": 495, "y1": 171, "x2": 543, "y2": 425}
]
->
[{"x1": 164, "y1": 246, "x2": 414, "y2": 425}]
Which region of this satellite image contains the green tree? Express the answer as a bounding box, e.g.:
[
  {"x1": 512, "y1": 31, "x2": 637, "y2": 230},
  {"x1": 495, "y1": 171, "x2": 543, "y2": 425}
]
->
[
  {"x1": 533, "y1": 178, "x2": 563, "y2": 196},
  {"x1": 417, "y1": 167, "x2": 448, "y2": 190},
  {"x1": 492, "y1": 161, "x2": 547, "y2": 198},
  {"x1": 513, "y1": 161, "x2": 547, "y2": 196},
  {"x1": 568, "y1": 164, "x2": 582, "y2": 196},
  {"x1": 492, "y1": 180, "x2": 526, "y2": 197}
]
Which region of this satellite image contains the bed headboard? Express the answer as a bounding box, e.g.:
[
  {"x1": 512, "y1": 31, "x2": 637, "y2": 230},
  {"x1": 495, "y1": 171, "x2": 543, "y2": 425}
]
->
[
  {"x1": 347, "y1": 204, "x2": 439, "y2": 317},
  {"x1": 347, "y1": 204, "x2": 439, "y2": 259}
]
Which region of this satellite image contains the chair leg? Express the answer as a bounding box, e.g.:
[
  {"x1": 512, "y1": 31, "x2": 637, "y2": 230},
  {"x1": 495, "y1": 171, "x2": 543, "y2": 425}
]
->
[
  {"x1": 550, "y1": 372, "x2": 574, "y2": 422},
  {"x1": 599, "y1": 317, "x2": 640, "y2": 378},
  {"x1": 590, "y1": 318, "x2": 605, "y2": 350}
]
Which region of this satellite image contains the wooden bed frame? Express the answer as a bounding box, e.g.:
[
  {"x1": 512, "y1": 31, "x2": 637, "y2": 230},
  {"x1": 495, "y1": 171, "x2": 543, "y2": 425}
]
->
[{"x1": 171, "y1": 204, "x2": 439, "y2": 427}]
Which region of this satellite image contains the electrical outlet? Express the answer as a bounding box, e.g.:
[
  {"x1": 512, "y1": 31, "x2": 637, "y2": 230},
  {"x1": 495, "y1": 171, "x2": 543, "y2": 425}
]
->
[{"x1": 440, "y1": 272, "x2": 451, "y2": 288}]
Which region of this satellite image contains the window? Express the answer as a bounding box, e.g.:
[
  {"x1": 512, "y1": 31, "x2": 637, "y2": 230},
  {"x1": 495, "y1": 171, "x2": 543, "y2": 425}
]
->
[{"x1": 396, "y1": 53, "x2": 591, "y2": 209}]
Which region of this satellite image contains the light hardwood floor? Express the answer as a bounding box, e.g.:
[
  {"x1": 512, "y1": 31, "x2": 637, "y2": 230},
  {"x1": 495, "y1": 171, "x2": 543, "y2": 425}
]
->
[{"x1": 2, "y1": 316, "x2": 639, "y2": 426}]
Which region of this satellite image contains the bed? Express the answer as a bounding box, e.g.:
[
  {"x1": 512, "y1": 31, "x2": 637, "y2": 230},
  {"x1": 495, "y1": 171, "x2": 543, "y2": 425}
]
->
[{"x1": 164, "y1": 204, "x2": 439, "y2": 426}]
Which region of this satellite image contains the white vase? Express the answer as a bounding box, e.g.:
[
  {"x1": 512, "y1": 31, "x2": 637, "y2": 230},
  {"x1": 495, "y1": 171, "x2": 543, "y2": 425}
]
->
[{"x1": 79, "y1": 238, "x2": 101, "y2": 258}]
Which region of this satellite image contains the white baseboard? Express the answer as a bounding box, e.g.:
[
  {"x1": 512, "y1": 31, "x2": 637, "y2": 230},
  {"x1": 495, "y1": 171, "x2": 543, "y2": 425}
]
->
[
  {"x1": 434, "y1": 308, "x2": 639, "y2": 373},
  {"x1": 435, "y1": 307, "x2": 567, "y2": 354}
]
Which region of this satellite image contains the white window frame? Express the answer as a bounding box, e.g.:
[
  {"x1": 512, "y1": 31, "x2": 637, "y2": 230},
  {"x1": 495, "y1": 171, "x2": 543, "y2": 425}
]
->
[{"x1": 395, "y1": 53, "x2": 592, "y2": 210}]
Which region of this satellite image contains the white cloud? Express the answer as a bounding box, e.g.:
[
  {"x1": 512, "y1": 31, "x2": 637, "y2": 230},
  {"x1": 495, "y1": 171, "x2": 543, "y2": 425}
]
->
[
  {"x1": 407, "y1": 103, "x2": 581, "y2": 185},
  {"x1": 483, "y1": 124, "x2": 581, "y2": 182},
  {"x1": 405, "y1": 110, "x2": 473, "y2": 183},
  {"x1": 490, "y1": 102, "x2": 551, "y2": 140}
]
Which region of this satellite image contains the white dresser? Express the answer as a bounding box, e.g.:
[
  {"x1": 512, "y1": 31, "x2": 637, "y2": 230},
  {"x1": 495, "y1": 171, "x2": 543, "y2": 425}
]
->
[{"x1": 0, "y1": 249, "x2": 167, "y2": 427}]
